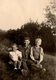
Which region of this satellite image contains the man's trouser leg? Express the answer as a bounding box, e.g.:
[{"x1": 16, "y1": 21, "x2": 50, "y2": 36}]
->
[
  {"x1": 21, "y1": 60, "x2": 29, "y2": 76},
  {"x1": 22, "y1": 60, "x2": 28, "y2": 70}
]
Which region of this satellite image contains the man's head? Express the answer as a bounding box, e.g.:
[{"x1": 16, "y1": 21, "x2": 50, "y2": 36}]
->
[
  {"x1": 35, "y1": 38, "x2": 42, "y2": 46},
  {"x1": 24, "y1": 37, "x2": 30, "y2": 47}
]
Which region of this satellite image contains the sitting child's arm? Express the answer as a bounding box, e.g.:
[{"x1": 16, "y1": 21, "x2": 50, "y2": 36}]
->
[
  {"x1": 18, "y1": 51, "x2": 22, "y2": 61},
  {"x1": 30, "y1": 47, "x2": 37, "y2": 63},
  {"x1": 38, "y1": 48, "x2": 44, "y2": 64},
  {"x1": 9, "y1": 52, "x2": 13, "y2": 59}
]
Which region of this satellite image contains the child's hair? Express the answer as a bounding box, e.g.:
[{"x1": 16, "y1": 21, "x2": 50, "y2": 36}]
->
[
  {"x1": 35, "y1": 36, "x2": 42, "y2": 41},
  {"x1": 12, "y1": 43, "x2": 18, "y2": 50},
  {"x1": 12, "y1": 43, "x2": 17, "y2": 47},
  {"x1": 35, "y1": 38, "x2": 42, "y2": 41},
  {"x1": 35, "y1": 37, "x2": 42, "y2": 46}
]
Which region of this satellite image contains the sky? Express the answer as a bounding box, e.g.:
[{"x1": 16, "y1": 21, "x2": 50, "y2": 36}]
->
[{"x1": 0, "y1": 0, "x2": 52, "y2": 30}]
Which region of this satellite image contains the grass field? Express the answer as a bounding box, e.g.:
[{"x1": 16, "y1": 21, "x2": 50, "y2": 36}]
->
[{"x1": 0, "y1": 52, "x2": 56, "y2": 80}]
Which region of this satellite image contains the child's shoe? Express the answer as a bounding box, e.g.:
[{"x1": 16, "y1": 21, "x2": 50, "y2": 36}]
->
[
  {"x1": 43, "y1": 68, "x2": 46, "y2": 72},
  {"x1": 14, "y1": 67, "x2": 17, "y2": 70}
]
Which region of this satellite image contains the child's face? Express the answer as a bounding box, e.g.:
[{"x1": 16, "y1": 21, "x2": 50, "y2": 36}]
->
[
  {"x1": 35, "y1": 38, "x2": 42, "y2": 46},
  {"x1": 24, "y1": 39, "x2": 30, "y2": 47},
  {"x1": 12, "y1": 44, "x2": 17, "y2": 51}
]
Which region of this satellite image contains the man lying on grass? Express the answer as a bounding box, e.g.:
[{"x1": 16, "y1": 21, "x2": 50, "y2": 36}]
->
[
  {"x1": 9, "y1": 43, "x2": 22, "y2": 70},
  {"x1": 30, "y1": 37, "x2": 46, "y2": 71}
]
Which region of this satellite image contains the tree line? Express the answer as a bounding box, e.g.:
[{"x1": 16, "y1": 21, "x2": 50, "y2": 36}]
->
[{"x1": 3, "y1": 22, "x2": 55, "y2": 54}]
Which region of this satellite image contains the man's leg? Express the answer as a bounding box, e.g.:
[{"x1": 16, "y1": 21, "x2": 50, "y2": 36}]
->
[
  {"x1": 22, "y1": 61, "x2": 28, "y2": 70},
  {"x1": 21, "y1": 60, "x2": 29, "y2": 76}
]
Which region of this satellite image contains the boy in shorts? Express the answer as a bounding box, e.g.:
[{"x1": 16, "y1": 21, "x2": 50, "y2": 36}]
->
[{"x1": 30, "y1": 37, "x2": 46, "y2": 71}]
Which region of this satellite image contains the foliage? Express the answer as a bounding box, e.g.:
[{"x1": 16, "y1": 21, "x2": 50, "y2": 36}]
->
[
  {"x1": 0, "y1": 21, "x2": 56, "y2": 53},
  {"x1": 39, "y1": 23, "x2": 55, "y2": 52},
  {"x1": 44, "y1": 0, "x2": 56, "y2": 35}
]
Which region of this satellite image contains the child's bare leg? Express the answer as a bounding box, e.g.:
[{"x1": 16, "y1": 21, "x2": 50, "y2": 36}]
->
[
  {"x1": 18, "y1": 60, "x2": 22, "y2": 69},
  {"x1": 14, "y1": 61, "x2": 17, "y2": 70}
]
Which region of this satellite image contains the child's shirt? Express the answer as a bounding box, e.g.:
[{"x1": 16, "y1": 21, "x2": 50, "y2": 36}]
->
[
  {"x1": 9, "y1": 50, "x2": 22, "y2": 61},
  {"x1": 30, "y1": 46, "x2": 44, "y2": 60}
]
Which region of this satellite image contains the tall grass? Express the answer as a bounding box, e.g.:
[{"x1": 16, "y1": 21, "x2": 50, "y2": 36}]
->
[{"x1": 0, "y1": 50, "x2": 56, "y2": 80}]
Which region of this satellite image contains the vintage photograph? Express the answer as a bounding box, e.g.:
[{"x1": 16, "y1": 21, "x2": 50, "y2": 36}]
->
[{"x1": 0, "y1": 0, "x2": 56, "y2": 80}]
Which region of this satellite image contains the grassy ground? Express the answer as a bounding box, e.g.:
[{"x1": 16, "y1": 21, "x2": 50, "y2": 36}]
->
[{"x1": 0, "y1": 52, "x2": 56, "y2": 80}]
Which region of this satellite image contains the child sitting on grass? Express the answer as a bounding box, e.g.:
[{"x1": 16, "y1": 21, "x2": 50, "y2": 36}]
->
[
  {"x1": 30, "y1": 37, "x2": 46, "y2": 71},
  {"x1": 9, "y1": 43, "x2": 22, "y2": 70}
]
